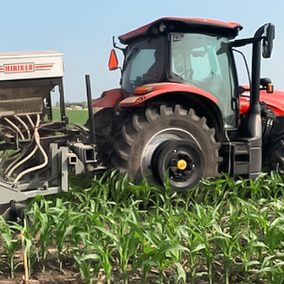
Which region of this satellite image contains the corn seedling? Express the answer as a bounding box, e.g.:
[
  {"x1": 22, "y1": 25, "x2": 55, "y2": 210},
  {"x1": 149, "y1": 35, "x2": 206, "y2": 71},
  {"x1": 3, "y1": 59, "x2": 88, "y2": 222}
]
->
[
  {"x1": 258, "y1": 253, "x2": 284, "y2": 284},
  {"x1": 50, "y1": 199, "x2": 79, "y2": 271},
  {"x1": 126, "y1": 218, "x2": 156, "y2": 284},
  {"x1": 95, "y1": 243, "x2": 114, "y2": 284},
  {"x1": 187, "y1": 204, "x2": 221, "y2": 284},
  {"x1": 28, "y1": 198, "x2": 54, "y2": 273},
  {"x1": 96, "y1": 212, "x2": 140, "y2": 284},
  {"x1": 182, "y1": 226, "x2": 206, "y2": 284},
  {"x1": 0, "y1": 216, "x2": 23, "y2": 278},
  {"x1": 73, "y1": 251, "x2": 99, "y2": 284}
]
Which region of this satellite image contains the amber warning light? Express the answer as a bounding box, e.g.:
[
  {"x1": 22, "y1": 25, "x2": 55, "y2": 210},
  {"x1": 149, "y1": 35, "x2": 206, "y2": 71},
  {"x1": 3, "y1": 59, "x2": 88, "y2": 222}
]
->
[
  {"x1": 108, "y1": 49, "x2": 118, "y2": 71},
  {"x1": 134, "y1": 86, "x2": 152, "y2": 95}
]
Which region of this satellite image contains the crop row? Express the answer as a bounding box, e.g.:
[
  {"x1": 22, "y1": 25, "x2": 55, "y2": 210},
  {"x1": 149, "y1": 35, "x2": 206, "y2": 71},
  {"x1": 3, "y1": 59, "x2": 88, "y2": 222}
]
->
[{"x1": 1, "y1": 172, "x2": 284, "y2": 283}]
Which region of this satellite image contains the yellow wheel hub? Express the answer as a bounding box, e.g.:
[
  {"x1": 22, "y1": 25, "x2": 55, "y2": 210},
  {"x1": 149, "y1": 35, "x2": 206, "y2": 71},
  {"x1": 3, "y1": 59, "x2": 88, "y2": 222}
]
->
[{"x1": 177, "y1": 159, "x2": 187, "y2": 170}]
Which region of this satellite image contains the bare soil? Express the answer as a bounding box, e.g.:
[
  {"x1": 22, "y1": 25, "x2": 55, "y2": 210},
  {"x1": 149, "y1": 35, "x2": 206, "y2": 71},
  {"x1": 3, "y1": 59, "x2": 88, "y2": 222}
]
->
[
  {"x1": 0, "y1": 256, "x2": 201, "y2": 284},
  {"x1": 0, "y1": 255, "x2": 177, "y2": 284},
  {"x1": 0, "y1": 253, "x2": 263, "y2": 284},
  {"x1": 0, "y1": 256, "x2": 83, "y2": 284}
]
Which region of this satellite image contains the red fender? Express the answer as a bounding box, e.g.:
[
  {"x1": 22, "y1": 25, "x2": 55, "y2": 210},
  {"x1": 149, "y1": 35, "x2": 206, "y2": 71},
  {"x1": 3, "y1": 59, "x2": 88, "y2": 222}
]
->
[
  {"x1": 92, "y1": 88, "x2": 124, "y2": 108},
  {"x1": 117, "y1": 82, "x2": 219, "y2": 107}
]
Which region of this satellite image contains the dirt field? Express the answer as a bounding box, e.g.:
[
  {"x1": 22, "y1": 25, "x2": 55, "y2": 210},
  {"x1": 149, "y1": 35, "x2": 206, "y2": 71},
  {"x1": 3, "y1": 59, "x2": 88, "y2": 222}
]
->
[
  {"x1": 0, "y1": 255, "x2": 84, "y2": 284},
  {"x1": 0, "y1": 254, "x2": 214, "y2": 284},
  {"x1": 0, "y1": 254, "x2": 246, "y2": 284},
  {"x1": 0, "y1": 256, "x2": 179, "y2": 284}
]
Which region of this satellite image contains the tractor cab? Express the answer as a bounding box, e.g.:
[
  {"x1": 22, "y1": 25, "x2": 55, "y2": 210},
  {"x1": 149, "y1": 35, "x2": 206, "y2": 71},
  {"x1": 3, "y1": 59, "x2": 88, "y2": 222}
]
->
[
  {"x1": 109, "y1": 18, "x2": 244, "y2": 131},
  {"x1": 122, "y1": 31, "x2": 238, "y2": 129}
]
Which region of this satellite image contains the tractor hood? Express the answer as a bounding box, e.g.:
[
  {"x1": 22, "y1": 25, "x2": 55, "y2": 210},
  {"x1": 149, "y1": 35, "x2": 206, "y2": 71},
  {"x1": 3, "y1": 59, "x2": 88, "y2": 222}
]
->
[{"x1": 240, "y1": 88, "x2": 284, "y2": 116}]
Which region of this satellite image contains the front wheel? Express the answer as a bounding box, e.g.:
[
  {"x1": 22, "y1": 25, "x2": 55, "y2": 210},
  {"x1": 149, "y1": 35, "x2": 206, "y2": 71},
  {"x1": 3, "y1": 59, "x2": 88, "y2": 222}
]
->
[{"x1": 110, "y1": 105, "x2": 221, "y2": 191}]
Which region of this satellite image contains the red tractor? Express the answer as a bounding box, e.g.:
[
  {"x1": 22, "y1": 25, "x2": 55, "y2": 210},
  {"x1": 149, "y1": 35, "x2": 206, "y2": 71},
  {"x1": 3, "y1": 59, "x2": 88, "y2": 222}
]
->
[
  {"x1": 91, "y1": 17, "x2": 280, "y2": 191},
  {"x1": 0, "y1": 17, "x2": 280, "y2": 218}
]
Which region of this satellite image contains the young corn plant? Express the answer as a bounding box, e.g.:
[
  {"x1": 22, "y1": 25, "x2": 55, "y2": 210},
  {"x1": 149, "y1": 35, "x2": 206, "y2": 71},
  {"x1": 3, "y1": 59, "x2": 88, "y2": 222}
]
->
[
  {"x1": 131, "y1": 178, "x2": 157, "y2": 209},
  {"x1": 214, "y1": 223, "x2": 242, "y2": 284},
  {"x1": 107, "y1": 171, "x2": 136, "y2": 207},
  {"x1": 220, "y1": 201, "x2": 259, "y2": 283},
  {"x1": 95, "y1": 212, "x2": 140, "y2": 284},
  {"x1": 65, "y1": 210, "x2": 87, "y2": 252},
  {"x1": 238, "y1": 230, "x2": 267, "y2": 282},
  {"x1": 267, "y1": 171, "x2": 284, "y2": 199},
  {"x1": 199, "y1": 174, "x2": 234, "y2": 206},
  {"x1": 258, "y1": 253, "x2": 284, "y2": 284},
  {"x1": 70, "y1": 173, "x2": 112, "y2": 215},
  {"x1": 0, "y1": 216, "x2": 23, "y2": 278},
  {"x1": 264, "y1": 217, "x2": 284, "y2": 254},
  {"x1": 149, "y1": 237, "x2": 188, "y2": 284},
  {"x1": 50, "y1": 198, "x2": 80, "y2": 271},
  {"x1": 187, "y1": 203, "x2": 222, "y2": 284},
  {"x1": 141, "y1": 214, "x2": 189, "y2": 284},
  {"x1": 27, "y1": 197, "x2": 54, "y2": 273},
  {"x1": 73, "y1": 251, "x2": 99, "y2": 284},
  {"x1": 182, "y1": 227, "x2": 206, "y2": 284},
  {"x1": 263, "y1": 200, "x2": 284, "y2": 254},
  {"x1": 245, "y1": 172, "x2": 278, "y2": 200},
  {"x1": 126, "y1": 210, "x2": 160, "y2": 284},
  {"x1": 95, "y1": 243, "x2": 114, "y2": 284}
]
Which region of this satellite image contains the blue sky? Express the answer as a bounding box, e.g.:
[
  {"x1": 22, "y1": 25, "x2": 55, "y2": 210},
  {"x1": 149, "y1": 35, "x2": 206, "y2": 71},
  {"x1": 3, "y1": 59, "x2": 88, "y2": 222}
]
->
[{"x1": 1, "y1": 0, "x2": 284, "y2": 102}]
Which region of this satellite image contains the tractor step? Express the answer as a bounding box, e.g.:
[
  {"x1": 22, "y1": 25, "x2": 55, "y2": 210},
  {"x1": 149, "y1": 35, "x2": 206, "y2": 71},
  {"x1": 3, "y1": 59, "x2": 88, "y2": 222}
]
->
[
  {"x1": 231, "y1": 141, "x2": 250, "y2": 176},
  {"x1": 222, "y1": 139, "x2": 262, "y2": 178}
]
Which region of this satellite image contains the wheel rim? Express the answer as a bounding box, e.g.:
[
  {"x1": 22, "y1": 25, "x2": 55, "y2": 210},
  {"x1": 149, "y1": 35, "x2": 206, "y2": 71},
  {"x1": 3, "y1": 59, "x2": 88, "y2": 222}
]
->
[{"x1": 141, "y1": 128, "x2": 204, "y2": 190}]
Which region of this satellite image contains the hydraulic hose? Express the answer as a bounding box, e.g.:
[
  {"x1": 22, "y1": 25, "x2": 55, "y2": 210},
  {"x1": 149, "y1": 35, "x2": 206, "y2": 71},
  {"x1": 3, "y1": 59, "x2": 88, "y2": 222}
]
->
[
  {"x1": 4, "y1": 117, "x2": 25, "y2": 140},
  {"x1": 15, "y1": 115, "x2": 31, "y2": 140},
  {"x1": 13, "y1": 114, "x2": 49, "y2": 183}
]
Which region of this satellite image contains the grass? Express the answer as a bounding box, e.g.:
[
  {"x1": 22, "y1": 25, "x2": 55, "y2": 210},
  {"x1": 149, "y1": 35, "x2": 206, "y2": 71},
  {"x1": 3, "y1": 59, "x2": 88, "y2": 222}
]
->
[
  {"x1": 1, "y1": 172, "x2": 284, "y2": 283},
  {"x1": 52, "y1": 107, "x2": 88, "y2": 126}
]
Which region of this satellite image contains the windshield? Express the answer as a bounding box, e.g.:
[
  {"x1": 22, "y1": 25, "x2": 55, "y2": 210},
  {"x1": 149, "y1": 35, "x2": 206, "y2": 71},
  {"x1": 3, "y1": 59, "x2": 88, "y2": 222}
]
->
[
  {"x1": 171, "y1": 33, "x2": 237, "y2": 129},
  {"x1": 121, "y1": 35, "x2": 165, "y2": 95}
]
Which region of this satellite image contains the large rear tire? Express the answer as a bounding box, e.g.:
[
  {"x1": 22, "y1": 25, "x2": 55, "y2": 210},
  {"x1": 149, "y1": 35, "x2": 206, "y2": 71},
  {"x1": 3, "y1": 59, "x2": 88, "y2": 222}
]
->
[
  {"x1": 265, "y1": 140, "x2": 284, "y2": 174},
  {"x1": 110, "y1": 105, "x2": 221, "y2": 191},
  {"x1": 263, "y1": 116, "x2": 284, "y2": 174}
]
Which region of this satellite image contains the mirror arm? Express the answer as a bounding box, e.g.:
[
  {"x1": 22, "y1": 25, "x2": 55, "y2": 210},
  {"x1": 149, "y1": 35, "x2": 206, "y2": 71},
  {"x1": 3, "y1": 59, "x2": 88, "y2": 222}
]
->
[
  {"x1": 112, "y1": 36, "x2": 126, "y2": 55},
  {"x1": 231, "y1": 36, "x2": 263, "y2": 48}
]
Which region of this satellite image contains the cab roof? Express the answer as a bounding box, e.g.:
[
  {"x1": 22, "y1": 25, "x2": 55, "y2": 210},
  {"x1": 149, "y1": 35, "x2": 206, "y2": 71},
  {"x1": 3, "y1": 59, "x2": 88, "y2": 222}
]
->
[{"x1": 119, "y1": 17, "x2": 243, "y2": 44}]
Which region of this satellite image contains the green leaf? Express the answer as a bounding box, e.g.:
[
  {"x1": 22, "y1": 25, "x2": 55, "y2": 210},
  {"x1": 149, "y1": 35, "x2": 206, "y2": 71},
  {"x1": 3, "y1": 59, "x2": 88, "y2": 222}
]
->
[
  {"x1": 243, "y1": 260, "x2": 260, "y2": 268},
  {"x1": 77, "y1": 253, "x2": 99, "y2": 262},
  {"x1": 191, "y1": 243, "x2": 206, "y2": 253},
  {"x1": 175, "y1": 262, "x2": 186, "y2": 283}
]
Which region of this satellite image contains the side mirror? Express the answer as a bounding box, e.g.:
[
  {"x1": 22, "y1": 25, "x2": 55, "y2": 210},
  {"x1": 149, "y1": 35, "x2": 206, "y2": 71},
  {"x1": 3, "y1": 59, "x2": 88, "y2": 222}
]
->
[
  {"x1": 108, "y1": 49, "x2": 119, "y2": 71},
  {"x1": 262, "y1": 23, "x2": 275, "y2": 59},
  {"x1": 260, "y1": 77, "x2": 274, "y2": 93}
]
